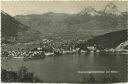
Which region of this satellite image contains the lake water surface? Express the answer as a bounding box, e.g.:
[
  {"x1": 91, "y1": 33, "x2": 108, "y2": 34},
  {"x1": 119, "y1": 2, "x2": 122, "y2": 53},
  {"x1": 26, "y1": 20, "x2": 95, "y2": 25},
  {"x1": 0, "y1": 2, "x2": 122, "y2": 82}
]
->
[{"x1": 2, "y1": 53, "x2": 127, "y2": 82}]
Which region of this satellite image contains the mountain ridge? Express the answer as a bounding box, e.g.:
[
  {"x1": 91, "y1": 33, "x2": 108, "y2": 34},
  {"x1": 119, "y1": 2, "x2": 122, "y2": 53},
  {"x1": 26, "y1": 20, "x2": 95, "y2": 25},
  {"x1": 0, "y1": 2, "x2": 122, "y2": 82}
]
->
[{"x1": 14, "y1": 11, "x2": 126, "y2": 39}]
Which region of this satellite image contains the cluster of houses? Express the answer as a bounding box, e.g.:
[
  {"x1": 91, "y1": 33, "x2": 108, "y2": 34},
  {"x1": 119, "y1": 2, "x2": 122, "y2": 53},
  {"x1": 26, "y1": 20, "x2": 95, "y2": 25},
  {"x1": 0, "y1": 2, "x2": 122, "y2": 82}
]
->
[
  {"x1": 1, "y1": 39, "x2": 78, "y2": 59},
  {"x1": 2, "y1": 39, "x2": 128, "y2": 60}
]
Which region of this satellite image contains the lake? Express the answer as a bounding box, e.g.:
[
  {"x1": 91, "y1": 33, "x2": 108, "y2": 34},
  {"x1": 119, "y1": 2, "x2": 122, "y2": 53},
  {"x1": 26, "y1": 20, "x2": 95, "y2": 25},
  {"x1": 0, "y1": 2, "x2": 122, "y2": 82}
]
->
[{"x1": 1, "y1": 52, "x2": 127, "y2": 83}]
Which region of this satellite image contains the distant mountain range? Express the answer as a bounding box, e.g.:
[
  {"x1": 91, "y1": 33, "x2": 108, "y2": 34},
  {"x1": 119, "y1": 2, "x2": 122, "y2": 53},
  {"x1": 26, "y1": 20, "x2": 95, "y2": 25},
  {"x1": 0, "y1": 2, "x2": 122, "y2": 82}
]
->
[
  {"x1": 14, "y1": 3, "x2": 127, "y2": 39},
  {"x1": 1, "y1": 11, "x2": 41, "y2": 43}
]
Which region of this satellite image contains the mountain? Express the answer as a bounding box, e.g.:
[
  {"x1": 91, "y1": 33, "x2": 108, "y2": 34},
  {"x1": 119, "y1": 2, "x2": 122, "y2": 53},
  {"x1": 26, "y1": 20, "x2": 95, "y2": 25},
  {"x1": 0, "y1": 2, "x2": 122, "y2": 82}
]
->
[
  {"x1": 14, "y1": 12, "x2": 70, "y2": 36},
  {"x1": 1, "y1": 11, "x2": 41, "y2": 43},
  {"x1": 14, "y1": 3, "x2": 127, "y2": 40},
  {"x1": 87, "y1": 29, "x2": 127, "y2": 49},
  {"x1": 14, "y1": 12, "x2": 126, "y2": 39}
]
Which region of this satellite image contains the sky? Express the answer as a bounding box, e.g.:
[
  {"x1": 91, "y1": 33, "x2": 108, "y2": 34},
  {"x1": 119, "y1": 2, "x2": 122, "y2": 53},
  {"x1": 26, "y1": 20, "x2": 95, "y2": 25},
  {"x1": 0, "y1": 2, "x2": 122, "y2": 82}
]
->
[{"x1": 1, "y1": 1, "x2": 127, "y2": 16}]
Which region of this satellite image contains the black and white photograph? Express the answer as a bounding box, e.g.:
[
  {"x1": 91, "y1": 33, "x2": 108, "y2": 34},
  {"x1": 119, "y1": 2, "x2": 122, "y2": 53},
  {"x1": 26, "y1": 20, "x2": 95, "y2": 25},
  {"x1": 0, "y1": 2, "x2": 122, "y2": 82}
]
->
[{"x1": 1, "y1": 1, "x2": 128, "y2": 83}]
